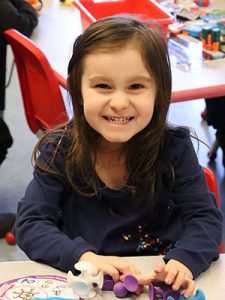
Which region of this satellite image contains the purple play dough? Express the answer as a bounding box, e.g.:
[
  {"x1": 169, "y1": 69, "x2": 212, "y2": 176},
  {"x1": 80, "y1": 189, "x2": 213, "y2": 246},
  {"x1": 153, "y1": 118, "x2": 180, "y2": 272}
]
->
[
  {"x1": 102, "y1": 275, "x2": 115, "y2": 291},
  {"x1": 149, "y1": 282, "x2": 180, "y2": 300},
  {"x1": 123, "y1": 275, "x2": 138, "y2": 292},
  {"x1": 113, "y1": 281, "x2": 129, "y2": 298}
]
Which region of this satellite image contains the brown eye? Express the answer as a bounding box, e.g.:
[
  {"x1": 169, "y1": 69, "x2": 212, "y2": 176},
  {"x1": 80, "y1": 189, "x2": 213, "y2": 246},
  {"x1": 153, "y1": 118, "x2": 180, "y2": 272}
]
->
[
  {"x1": 95, "y1": 84, "x2": 111, "y2": 89},
  {"x1": 129, "y1": 83, "x2": 144, "y2": 90}
]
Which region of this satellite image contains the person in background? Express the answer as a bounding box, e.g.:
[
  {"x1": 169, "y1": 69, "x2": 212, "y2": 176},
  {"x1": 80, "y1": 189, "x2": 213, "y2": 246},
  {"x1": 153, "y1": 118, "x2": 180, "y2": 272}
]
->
[
  {"x1": 15, "y1": 15, "x2": 222, "y2": 297},
  {"x1": 204, "y1": 97, "x2": 225, "y2": 167},
  {"x1": 0, "y1": 117, "x2": 14, "y2": 238},
  {"x1": 0, "y1": 0, "x2": 41, "y2": 238},
  {"x1": 0, "y1": 0, "x2": 41, "y2": 118},
  {"x1": 0, "y1": 212, "x2": 16, "y2": 238}
]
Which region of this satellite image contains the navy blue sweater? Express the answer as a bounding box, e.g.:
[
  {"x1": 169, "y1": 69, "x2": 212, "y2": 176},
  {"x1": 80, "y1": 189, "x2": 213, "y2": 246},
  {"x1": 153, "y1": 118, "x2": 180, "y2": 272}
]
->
[{"x1": 15, "y1": 128, "x2": 222, "y2": 278}]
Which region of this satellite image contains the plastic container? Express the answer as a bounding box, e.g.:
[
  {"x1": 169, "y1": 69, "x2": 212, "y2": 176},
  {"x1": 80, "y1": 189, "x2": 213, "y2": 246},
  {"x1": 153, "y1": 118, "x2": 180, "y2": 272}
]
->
[{"x1": 72, "y1": 0, "x2": 174, "y2": 37}]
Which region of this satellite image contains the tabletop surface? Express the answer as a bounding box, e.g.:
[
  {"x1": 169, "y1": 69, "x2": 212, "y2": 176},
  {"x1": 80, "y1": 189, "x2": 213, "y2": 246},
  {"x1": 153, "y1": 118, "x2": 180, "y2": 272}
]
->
[
  {"x1": 0, "y1": 254, "x2": 225, "y2": 299},
  {"x1": 31, "y1": 0, "x2": 225, "y2": 102},
  {"x1": 168, "y1": 0, "x2": 225, "y2": 101}
]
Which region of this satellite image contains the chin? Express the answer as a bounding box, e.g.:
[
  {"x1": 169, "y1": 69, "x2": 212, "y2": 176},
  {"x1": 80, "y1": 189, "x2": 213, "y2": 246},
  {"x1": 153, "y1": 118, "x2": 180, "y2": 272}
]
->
[{"x1": 103, "y1": 135, "x2": 133, "y2": 143}]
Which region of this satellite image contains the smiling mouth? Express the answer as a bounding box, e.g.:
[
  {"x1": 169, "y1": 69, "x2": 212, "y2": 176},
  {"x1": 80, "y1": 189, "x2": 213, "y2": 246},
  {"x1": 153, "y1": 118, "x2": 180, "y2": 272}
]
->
[{"x1": 103, "y1": 116, "x2": 133, "y2": 124}]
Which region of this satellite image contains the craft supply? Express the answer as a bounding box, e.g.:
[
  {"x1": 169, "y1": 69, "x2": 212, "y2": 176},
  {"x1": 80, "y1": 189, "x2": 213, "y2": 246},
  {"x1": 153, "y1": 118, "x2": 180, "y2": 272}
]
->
[
  {"x1": 67, "y1": 261, "x2": 103, "y2": 299},
  {"x1": 0, "y1": 275, "x2": 77, "y2": 300}
]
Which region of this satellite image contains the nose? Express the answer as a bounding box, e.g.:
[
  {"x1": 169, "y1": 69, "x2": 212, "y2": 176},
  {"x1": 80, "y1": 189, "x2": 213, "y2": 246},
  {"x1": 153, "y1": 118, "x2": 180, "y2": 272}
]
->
[{"x1": 109, "y1": 91, "x2": 130, "y2": 111}]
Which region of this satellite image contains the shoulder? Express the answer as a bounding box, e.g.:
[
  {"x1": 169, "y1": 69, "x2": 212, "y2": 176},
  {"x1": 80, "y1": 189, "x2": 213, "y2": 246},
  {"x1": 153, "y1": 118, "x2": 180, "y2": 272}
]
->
[
  {"x1": 164, "y1": 126, "x2": 191, "y2": 148},
  {"x1": 163, "y1": 126, "x2": 197, "y2": 163},
  {"x1": 36, "y1": 129, "x2": 72, "y2": 171},
  {"x1": 166, "y1": 125, "x2": 190, "y2": 140},
  {"x1": 38, "y1": 129, "x2": 72, "y2": 156}
]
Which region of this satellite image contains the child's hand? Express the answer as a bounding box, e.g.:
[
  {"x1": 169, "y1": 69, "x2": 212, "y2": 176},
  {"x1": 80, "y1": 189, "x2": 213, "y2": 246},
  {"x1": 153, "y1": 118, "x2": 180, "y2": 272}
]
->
[
  {"x1": 31, "y1": 1, "x2": 42, "y2": 13},
  {"x1": 132, "y1": 260, "x2": 195, "y2": 298},
  {"x1": 79, "y1": 252, "x2": 140, "y2": 282},
  {"x1": 25, "y1": 0, "x2": 43, "y2": 14},
  {"x1": 157, "y1": 259, "x2": 193, "y2": 286},
  {"x1": 154, "y1": 260, "x2": 194, "y2": 298}
]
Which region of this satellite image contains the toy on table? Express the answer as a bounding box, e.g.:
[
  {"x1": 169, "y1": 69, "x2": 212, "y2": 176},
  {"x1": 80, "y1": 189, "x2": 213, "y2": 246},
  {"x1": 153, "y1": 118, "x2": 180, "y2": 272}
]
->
[
  {"x1": 101, "y1": 274, "x2": 115, "y2": 291},
  {"x1": 0, "y1": 275, "x2": 77, "y2": 300},
  {"x1": 148, "y1": 282, "x2": 205, "y2": 300},
  {"x1": 104, "y1": 274, "x2": 139, "y2": 298},
  {"x1": 105, "y1": 275, "x2": 205, "y2": 300},
  {"x1": 101, "y1": 274, "x2": 206, "y2": 300},
  {"x1": 67, "y1": 261, "x2": 104, "y2": 299},
  {"x1": 67, "y1": 264, "x2": 205, "y2": 300},
  {"x1": 149, "y1": 282, "x2": 180, "y2": 300}
]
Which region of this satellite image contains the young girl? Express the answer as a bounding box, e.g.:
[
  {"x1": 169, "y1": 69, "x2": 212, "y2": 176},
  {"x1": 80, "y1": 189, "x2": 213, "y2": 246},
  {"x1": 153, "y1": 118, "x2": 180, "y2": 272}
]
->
[{"x1": 15, "y1": 14, "x2": 222, "y2": 297}]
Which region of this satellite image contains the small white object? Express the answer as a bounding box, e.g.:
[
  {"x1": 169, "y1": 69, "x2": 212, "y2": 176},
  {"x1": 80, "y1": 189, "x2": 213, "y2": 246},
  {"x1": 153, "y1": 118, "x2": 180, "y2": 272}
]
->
[{"x1": 67, "y1": 261, "x2": 103, "y2": 299}]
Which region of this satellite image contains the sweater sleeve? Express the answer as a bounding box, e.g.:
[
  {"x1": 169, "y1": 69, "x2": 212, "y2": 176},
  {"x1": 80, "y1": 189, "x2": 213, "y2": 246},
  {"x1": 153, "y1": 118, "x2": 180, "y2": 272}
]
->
[
  {"x1": 15, "y1": 141, "x2": 98, "y2": 273},
  {"x1": 0, "y1": 0, "x2": 38, "y2": 37},
  {"x1": 163, "y1": 128, "x2": 223, "y2": 278}
]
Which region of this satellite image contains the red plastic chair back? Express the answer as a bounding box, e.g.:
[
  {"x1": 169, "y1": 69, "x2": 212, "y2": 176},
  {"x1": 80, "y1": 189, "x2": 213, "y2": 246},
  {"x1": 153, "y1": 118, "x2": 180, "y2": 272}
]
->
[
  {"x1": 203, "y1": 167, "x2": 224, "y2": 253},
  {"x1": 4, "y1": 29, "x2": 68, "y2": 135}
]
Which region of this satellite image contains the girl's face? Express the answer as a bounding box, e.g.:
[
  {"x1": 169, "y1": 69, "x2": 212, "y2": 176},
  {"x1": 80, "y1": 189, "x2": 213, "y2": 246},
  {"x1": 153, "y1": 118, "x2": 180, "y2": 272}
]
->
[{"x1": 81, "y1": 45, "x2": 156, "y2": 148}]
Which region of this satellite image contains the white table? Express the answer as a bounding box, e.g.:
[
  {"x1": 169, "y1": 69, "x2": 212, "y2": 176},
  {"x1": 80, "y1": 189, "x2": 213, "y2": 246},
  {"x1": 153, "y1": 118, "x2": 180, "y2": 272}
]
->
[
  {"x1": 0, "y1": 255, "x2": 225, "y2": 299},
  {"x1": 32, "y1": 0, "x2": 82, "y2": 78},
  {"x1": 32, "y1": 0, "x2": 225, "y2": 102}
]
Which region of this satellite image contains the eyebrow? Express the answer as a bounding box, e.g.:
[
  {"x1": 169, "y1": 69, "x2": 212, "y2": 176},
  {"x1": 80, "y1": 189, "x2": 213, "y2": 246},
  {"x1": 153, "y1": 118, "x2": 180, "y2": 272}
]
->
[
  {"x1": 89, "y1": 75, "x2": 152, "y2": 82},
  {"x1": 129, "y1": 76, "x2": 152, "y2": 83}
]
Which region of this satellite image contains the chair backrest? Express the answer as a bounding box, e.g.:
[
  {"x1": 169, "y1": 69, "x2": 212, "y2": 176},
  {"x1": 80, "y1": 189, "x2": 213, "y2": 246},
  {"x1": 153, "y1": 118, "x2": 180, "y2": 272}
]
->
[
  {"x1": 203, "y1": 167, "x2": 224, "y2": 253},
  {"x1": 4, "y1": 29, "x2": 69, "y2": 135}
]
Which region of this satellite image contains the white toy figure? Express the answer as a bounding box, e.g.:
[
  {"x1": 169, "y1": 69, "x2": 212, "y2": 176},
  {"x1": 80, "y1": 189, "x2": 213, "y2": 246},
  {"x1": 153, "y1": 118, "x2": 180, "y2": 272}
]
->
[{"x1": 67, "y1": 261, "x2": 104, "y2": 299}]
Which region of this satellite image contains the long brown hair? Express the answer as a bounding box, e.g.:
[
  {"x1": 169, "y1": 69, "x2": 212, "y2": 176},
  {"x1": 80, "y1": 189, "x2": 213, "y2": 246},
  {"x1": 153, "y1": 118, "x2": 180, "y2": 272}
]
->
[{"x1": 34, "y1": 14, "x2": 172, "y2": 200}]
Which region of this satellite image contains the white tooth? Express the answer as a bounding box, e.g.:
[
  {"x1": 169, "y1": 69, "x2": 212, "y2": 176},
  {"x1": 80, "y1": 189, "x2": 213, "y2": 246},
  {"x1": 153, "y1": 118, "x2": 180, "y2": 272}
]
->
[
  {"x1": 106, "y1": 117, "x2": 130, "y2": 123},
  {"x1": 104, "y1": 116, "x2": 132, "y2": 123}
]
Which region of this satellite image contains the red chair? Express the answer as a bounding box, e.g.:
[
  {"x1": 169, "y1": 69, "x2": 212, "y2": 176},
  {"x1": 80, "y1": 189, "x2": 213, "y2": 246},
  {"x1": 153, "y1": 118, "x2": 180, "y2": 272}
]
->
[
  {"x1": 203, "y1": 167, "x2": 224, "y2": 253},
  {"x1": 4, "y1": 29, "x2": 69, "y2": 136}
]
